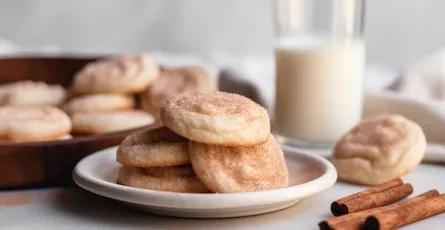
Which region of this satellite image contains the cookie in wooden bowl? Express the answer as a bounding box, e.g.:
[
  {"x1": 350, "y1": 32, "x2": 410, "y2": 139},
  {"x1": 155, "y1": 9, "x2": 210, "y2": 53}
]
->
[
  {"x1": 0, "y1": 105, "x2": 71, "y2": 143},
  {"x1": 71, "y1": 110, "x2": 155, "y2": 135},
  {"x1": 63, "y1": 94, "x2": 135, "y2": 115},
  {"x1": 0, "y1": 81, "x2": 67, "y2": 106},
  {"x1": 139, "y1": 65, "x2": 217, "y2": 120},
  {"x1": 71, "y1": 54, "x2": 160, "y2": 95}
]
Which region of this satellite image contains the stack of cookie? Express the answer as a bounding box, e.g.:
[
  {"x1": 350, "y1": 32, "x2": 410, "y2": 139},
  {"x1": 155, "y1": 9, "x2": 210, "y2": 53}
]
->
[
  {"x1": 0, "y1": 81, "x2": 72, "y2": 142},
  {"x1": 65, "y1": 55, "x2": 158, "y2": 134},
  {"x1": 117, "y1": 91, "x2": 289, "y2": 193}
]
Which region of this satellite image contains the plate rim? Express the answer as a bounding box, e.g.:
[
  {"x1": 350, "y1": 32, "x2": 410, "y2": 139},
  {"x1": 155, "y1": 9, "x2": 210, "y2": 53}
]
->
[{"x1": 73, "y1": 145, "x2": 337, "y2": 209}]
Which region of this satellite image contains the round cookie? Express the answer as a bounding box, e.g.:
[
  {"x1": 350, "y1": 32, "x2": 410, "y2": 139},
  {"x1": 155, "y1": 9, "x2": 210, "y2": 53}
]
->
[
  {"x1": 117, "y1": 165, "x2": 209, "y2": 193},
  {"x1": 71, "y1": 110, "x2": 155, "y2": 134},
  {"x1": 0, "y1": 106, "x2": 72, "y2": 143},
  {"x1": 63, "y1": 94, "x2": 135, "y2": 115},
  {"x1": 117, "y1": 126, "x2": 189, "y2": 167},
  {"x1": 0, "y1": 81, "x2": 67, "y2": 106},
  {"x1": 139, "y1": 65, "x2": 217, "y2": 120},
  {"x1": 71, "y1": 54, "x2": 160, "y2": 94},
  {"x1": 331, "y1": 114, "x2": 426, "y2": 185},
  {"x1": 189, "y1": 135, "x2": 288, "y2": 193},
  {"x1": 161, "y1": 91, "x2": 270, "y2": 146}
]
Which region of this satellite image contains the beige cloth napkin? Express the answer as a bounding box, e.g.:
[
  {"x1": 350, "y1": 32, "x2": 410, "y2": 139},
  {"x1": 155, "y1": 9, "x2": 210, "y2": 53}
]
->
[
  {"x1": 364, "y1": 90, "x2": 445, "y2": 163},
  {"x1": 363, "y1": 49, "x2": 445, "y2": 163}
]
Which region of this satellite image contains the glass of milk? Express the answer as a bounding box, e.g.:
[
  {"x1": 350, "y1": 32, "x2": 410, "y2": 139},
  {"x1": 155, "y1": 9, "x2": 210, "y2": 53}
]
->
[{"x1": 273, "y1": 0, "x2": 366, "y2": 147}]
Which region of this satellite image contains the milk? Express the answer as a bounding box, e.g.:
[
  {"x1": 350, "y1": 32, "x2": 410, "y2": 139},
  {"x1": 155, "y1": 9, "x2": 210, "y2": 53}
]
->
[{"x1": 275, "y1": 37, "x2": 365, "y2": 143}]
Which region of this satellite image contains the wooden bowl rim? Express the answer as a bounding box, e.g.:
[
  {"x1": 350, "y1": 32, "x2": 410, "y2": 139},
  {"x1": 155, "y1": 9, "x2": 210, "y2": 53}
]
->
[{"x1": 0, "y1": 53, "x2": 105, "y2": 60}]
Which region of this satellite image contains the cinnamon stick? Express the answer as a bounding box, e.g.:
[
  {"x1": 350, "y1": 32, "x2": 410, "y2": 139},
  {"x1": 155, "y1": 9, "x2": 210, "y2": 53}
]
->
[
  {"x1": 336, "y1": 183, "x2": 413, "y2": 216},
  {"x1": 362, "y1": 193, "x2": 445, "y2": 230},
  {"x1": 331, "y1": 178, "x2": 403, "y2": 216},
  {"x1": 318, "y1": 189, "x2": 439, "y2": 230}
]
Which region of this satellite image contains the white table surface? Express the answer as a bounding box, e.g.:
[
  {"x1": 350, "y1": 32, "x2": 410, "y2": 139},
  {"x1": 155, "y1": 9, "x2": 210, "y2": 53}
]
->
[{"x1": 1, "y1": 158, "x2": 444, "y2": 230}]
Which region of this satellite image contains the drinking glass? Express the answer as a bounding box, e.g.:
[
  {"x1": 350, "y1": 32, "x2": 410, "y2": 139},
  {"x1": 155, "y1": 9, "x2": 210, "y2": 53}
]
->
[{"x1": 273, "y1": 0, "x2": 366, "y2": 148}]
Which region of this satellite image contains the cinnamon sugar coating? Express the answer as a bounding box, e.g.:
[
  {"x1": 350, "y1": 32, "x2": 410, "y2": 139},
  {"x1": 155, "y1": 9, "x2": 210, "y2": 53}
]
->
[
  {"x1": 117, "y1": 165, "x2": 209, "y2": 193},
  {"x1": 161, "y1": 91, "x2": 270, "y2": 146},
  {"x1": 189, "y1": 135, "x2": 288, "y2": 193},
  {"x1": 117, "y1": 126, "x2": 190, "y2": 167}
]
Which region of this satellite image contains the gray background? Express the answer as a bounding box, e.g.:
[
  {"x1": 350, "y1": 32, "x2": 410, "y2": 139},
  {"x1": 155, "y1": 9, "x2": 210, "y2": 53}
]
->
[{"x1": 0, "y1": 0, "x2": 442, "y2": 64}]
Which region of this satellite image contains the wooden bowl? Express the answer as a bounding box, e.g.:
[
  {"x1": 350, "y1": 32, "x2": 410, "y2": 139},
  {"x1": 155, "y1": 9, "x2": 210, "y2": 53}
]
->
[{"x1": 0, "y1": 56, "x2": 155, "y2": 189}]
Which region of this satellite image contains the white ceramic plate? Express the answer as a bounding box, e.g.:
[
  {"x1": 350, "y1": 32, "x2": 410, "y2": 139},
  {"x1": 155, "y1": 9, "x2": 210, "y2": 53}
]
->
[{"x1": 73, "y1": 145, "x2": 337, "y2": 218}]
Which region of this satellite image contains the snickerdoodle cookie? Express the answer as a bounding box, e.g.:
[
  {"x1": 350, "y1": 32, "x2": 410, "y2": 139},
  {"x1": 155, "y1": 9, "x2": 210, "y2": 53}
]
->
[
  {"x1": 161, "y1": 91, "x2": 270, "y2": 146},
  {"x1": 71, "y1": 110, "x2": 155, "y2": 134},
  {"x1": 0, "y1": 81, "x2": 67, "y2": 106},
  {"x1": 117, "y1": 126, "x2": 189, "y2": 167},
  {"x1": 71, "y1": 54, "x2": 160, "y2": 94},
  {"x1": 117, "y1": 165, "x2": 209, "y2": 193},
  {"x1": 63, "y1": 94, "x2": 135, "y2": 115},
  {"x1": 331, "y1": 114, "x2": 426, "y2": 185},
  {"x1": 139, "y1": 65, "x2": 217, "y2": 119},
  {"x1": 0, "y1": 106, "x2": 72, "y2": 143},
  {"x1": 189, "y1": 135, "x2": 288, "y2": 193}
]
